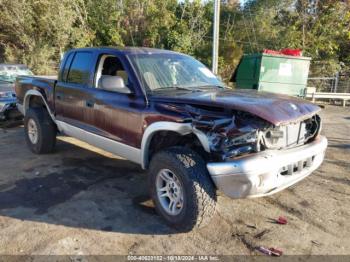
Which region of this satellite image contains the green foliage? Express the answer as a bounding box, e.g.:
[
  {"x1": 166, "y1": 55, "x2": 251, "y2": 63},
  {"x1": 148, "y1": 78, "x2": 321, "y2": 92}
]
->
[
  {"x1": 0, "y1": 0, "x2": 349, "y2": 78},
  {"x1": 85, "y1": 0, "x2": 124, "y2": 46},
  {"x1": 0, "y1": 0, "x2": 93, "y2": 74},
  {"x1": 120, "y1": 0, "x2": 177, "y2": 47},
  {"x1": 236, "y1": 0, "x2": 350, "y2": 76},
  {"x1": 275, "y1": 0, "x2": 350, "y2": 75}
]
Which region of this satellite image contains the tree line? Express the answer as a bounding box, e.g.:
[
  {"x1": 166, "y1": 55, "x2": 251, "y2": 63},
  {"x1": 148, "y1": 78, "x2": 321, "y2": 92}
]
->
[{"x1": 0, "y1": 0, "x2": 349, "y2": 80}]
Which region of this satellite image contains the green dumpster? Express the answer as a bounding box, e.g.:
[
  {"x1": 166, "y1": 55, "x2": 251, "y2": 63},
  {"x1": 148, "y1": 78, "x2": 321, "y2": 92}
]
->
[{"x1": 232, "y1": 53, "x2": 311, "y2": 97}]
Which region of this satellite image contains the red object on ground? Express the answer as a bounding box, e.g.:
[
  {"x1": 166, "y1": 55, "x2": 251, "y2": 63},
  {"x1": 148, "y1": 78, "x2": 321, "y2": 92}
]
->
[
  {"x1": 277, "y1": 216, "x2": 288, "y2": 224},
  {"x1": 269, "y1": 247, "x2": 283, "y2": 256},
  {"x1": 263, "y1": 48, "x2": 302, "y2": 56}
]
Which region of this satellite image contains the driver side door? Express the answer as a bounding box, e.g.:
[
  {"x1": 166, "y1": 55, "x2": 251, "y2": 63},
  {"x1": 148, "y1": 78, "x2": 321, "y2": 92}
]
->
[{"x1": 83, "y1": 52, "x2": 145, "y2": 150}]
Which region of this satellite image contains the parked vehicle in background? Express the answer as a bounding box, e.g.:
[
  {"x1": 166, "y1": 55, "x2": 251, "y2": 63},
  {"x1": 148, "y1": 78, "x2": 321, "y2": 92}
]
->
[
  {"x1": 15, "y1": 47, "x2": 327, "y2": 230},
  {"x1": 0, "y1": 64, "x2": 33, "y2": 121}
]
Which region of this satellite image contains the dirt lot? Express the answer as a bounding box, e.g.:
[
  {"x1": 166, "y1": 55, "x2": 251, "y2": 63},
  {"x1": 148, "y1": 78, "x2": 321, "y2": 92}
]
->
[{"x1": 0, "y1": 105, "x2": 349, "y2": 256}]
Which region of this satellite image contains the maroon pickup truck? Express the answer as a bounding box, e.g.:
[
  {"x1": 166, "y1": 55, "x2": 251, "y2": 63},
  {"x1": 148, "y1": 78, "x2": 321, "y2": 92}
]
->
[{"x1": 15, "y1": 47, "x2": 327, "y2": 230}]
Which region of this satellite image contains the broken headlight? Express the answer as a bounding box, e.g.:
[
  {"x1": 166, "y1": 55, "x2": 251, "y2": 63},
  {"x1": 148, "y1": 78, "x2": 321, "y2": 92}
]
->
[
  {"x1": 222, "y1": 129, "x2": 257, "y2": 148},
  {"x1": 192, "y1": 110, "x2": 270, "y2": 160},
  {"x1": 208, "y1": 128, "x2": 259, "y2": 160}
]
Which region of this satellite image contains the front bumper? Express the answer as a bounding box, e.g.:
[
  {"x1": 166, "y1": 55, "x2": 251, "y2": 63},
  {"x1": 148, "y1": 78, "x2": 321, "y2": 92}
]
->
[{"x1": 207, "y1": 136, "x2": 327, "y2": 199}]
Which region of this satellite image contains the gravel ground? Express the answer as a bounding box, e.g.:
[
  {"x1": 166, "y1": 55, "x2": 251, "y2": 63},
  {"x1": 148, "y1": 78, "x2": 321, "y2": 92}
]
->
[{"x1": 0, "y1": 105, "x2": 349, "y2": 256}]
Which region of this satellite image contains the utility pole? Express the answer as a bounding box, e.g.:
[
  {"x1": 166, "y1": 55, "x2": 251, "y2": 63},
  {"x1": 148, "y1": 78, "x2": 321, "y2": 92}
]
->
[{"x1": 212, "y1": 0, "x2": 220, "y2": 75}]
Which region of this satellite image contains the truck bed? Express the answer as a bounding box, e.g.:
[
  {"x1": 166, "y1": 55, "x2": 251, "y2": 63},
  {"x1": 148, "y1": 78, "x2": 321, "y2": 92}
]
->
[{"x1": 15, "y1": 75, "x2": 57, "y2": 114}]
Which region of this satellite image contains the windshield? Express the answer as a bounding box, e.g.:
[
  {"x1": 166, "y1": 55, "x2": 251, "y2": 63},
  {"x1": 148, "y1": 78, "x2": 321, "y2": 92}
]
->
[
  {"x1": 128, "y1": 53, "x2": 224, "y2": 92},
  {"x1": 0, "y1": 65, "x2": 33, "y2": 83}
]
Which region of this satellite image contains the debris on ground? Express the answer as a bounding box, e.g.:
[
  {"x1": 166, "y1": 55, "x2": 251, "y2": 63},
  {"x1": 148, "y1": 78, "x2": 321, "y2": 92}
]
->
[
  {"x1": 269, "y1": 247, "x2": 283, "y2": 256},
  {"x1": 311, "y1": 240, "x2": 321, "y2": 246},
  {"x1": 254, "y1": 229, "x2": 271, "y2": 239},
  {"x1": 246, "y1": 224, "x2": 257, "y2": 229},
  {"x1": 256, "y1": 246, "x2": 283, "y2": 256},
  {"x1": 268, "y1": 216, "x2": 288, "y2": 225},
  {"x1": 232, "y1": 233, "x2": 256, "y2": 252},
  {"x1": 276, "y1": 216, "x2": 288, "y2": 225}
]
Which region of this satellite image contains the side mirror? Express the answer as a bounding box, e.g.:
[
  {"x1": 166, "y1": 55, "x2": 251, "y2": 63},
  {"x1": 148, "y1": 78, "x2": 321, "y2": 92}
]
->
[{"x1": 99, "y1": 75, "x2": 132, "y2": 94}]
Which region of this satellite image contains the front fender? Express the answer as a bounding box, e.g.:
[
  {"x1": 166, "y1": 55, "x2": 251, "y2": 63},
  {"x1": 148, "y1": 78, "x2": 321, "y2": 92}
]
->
[{"x1": 140, "y1": 121, "x2": 210, "y2": 169}]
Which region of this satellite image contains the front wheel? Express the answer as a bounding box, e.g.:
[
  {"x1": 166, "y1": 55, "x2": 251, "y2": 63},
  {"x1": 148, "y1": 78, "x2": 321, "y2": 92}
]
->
[{"x1": 149, "y1": 147, "x2": 217, "y2": 231}]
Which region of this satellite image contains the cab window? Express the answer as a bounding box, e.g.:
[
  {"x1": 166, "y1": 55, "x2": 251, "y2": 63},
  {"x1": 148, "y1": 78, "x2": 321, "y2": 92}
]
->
[
  {"x1": 95, "y1": 55, "x2": 129, "y2": 89},
  {"x1": 61, "y1": 52, "x2": 74, "y2": 81},
  {"x1": 67, "y1": 52, "x2": 93, "y2": 85}
]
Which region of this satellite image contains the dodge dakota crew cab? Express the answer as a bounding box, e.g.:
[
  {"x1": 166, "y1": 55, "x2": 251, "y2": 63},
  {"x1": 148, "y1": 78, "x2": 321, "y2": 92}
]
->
[{"x1": 15, "y1": 47, "x2": 327, "y2": 230}]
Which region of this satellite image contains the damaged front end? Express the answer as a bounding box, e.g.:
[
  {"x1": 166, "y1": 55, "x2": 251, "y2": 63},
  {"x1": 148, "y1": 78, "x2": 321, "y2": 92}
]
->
[
  {"x1": 151, "y1": 91, "x2": 327, "y2": 199},
  {"x1": 180, "y1": 104, "x2": 327, "y2": 199},
  {"x1": 187, "y1": 105, "x2": 322, "y2": 161}
]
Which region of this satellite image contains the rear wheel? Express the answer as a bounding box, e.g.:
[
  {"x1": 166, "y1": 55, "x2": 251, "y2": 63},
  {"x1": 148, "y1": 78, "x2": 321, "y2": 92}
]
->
[
  {"x1": 24, "y1": 108, "x2": 56, "y2": 154},
  {"x1": 149, "y1": 147, "x2": 217, "y2": 231}
]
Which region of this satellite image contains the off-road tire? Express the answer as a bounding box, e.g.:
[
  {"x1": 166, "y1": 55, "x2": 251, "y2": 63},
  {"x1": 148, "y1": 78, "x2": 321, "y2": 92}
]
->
[
  {"x1": 24, "y1": 108, "x2": 56, "y2": 154},
  {"x1": 149, "y1": 147, "x2": 217, "y2": 231}
]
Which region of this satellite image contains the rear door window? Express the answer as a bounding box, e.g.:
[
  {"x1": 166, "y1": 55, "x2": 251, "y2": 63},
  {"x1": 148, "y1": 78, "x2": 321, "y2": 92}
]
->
[{"x1": 67, "y1": 52, "x2": 93, "y2": 85}]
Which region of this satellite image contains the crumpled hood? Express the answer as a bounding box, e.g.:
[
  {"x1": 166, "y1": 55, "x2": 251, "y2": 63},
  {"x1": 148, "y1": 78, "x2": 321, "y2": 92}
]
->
[{"x1": 149, "y1": 89, "x2": 320, "y2": 126}]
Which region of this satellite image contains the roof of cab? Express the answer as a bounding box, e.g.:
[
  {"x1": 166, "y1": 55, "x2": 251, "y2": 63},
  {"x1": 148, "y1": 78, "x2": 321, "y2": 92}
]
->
[{"x1": 68, "y1": 47, "x2": 181, "y2": 55}]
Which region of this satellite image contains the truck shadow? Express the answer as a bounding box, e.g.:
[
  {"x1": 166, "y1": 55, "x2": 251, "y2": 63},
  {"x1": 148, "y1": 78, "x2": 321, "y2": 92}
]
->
[{"x1": 0, "y1": 135, "x2": 181, "y2": 235}]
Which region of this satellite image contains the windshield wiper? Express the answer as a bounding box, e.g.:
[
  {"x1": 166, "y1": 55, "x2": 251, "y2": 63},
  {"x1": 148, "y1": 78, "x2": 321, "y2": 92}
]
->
[
  {"x1": 173, "y1": 86, "x2": 197, "y2": 91},
  {"x1": 153, "y1": 86, "x2": 200, "y2": 92},
  {"x1": 195, "y1": 85, "x2": 226, "y2": 89}
]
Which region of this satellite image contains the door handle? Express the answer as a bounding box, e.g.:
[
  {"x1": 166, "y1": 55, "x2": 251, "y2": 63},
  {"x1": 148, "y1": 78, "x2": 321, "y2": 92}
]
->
[
  {"x1": 86, "y1": 100, "x2": 95, "y2": 108},
  {"x1": 56, "y1": 93, "x2": 63, "y2": 100}
]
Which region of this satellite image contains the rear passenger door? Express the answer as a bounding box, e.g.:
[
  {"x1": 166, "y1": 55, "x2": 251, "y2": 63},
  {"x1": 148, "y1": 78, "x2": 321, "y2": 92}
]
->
[{"x1": 55, "y1": 51, "x2": 96, "y2": 128}]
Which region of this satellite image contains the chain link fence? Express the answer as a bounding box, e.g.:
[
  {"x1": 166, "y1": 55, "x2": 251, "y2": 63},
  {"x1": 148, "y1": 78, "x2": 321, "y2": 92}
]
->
[{"x1": 307, "y1": 74, "x2": 350, "y2": 93}]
